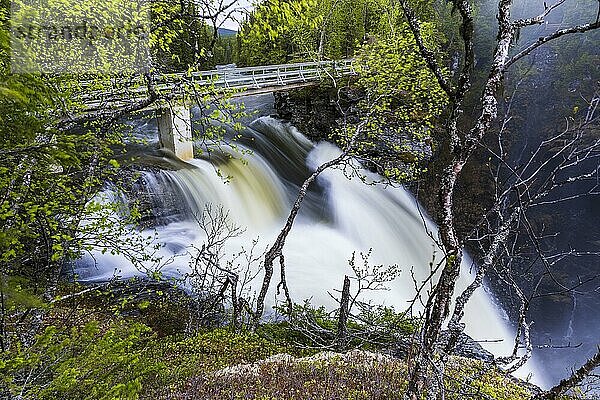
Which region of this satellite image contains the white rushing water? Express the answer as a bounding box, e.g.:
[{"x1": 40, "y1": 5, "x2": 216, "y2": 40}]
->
[{"x1": 77, "y1": 116, "x2": 546, "y2": 387}]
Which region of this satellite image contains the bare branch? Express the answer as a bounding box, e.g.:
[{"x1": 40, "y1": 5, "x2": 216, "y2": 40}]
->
[
  {"x1": 513, "y1": 0, "x2": 567, "y2": 28},
  {"x1": 535, "y1": 347, "x2": 600, "y2": 399},
  {"x1": 506, "y1": 21, "x2": 600, "y2": 68}
]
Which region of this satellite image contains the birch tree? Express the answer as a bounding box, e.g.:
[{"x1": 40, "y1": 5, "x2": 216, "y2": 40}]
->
[{"x1": 394, "y1": 0, "x2": 600, "y2": 398}]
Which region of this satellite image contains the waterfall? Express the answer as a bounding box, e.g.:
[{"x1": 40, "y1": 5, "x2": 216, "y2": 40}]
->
[{"x1": 76, "y1": 115, "x2": 546, "y2": 386}]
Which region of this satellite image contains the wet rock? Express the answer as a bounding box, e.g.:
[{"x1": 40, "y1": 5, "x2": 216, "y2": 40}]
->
[
  {"x1": 274, "y1": 86, "x2": 432, "y2": 180},
  {"x1": 391, "y1": 331, "x2": 494, "y2": 363},
  {"x1": 438, "y1": 330, "x2": 495, "y2": 362}
]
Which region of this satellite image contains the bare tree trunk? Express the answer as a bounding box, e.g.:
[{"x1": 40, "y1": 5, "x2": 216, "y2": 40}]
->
[
  {"x1": 400, "y1": 0, "x2": 600, "y2": 398},
  {"x1": 277, "y1": 255, "x2": 293, "y2": 315},
  {"x1": 230, "y1": 276, "x2": 240, "y2": 329},
  {"x1": 317, "y1": 0, "x2": 341, "y2": 59},
  {"x1": 0, "y1": 276, "x2": 5, "y2": 353},
  {"x1": 336, "y1": 275, "x2": 351, "y2": 350},
  {"x1": 318, "y1": 28, "x2": 327, "y2": 59}
]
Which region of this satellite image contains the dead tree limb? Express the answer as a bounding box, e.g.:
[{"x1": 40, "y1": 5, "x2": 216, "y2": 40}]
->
[
  {"x1": 535, "y1": 347, "x2": 600, "y2": 400},
  {"x1": 400, "y1": 0, "x2": 600, "y2": 397},
  {"x1": 336, "y1": 275, "x2": 351, "y2": 350},
  {"x1": 253, "y1": 118, "x2": 371, "y2": 325}
]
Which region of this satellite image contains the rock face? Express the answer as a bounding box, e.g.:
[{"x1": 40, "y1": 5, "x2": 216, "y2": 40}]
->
[
  {"x1": 273, "y1": 86, "x2": 352, "y2": 142},
  {"x1": 274, "y1": 86, "x2": 432, "y2": 179}
]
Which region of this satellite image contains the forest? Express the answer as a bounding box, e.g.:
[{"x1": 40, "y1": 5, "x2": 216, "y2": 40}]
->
[{"x1": 0, "y1": 0, "x2": 599, "y2": 399}]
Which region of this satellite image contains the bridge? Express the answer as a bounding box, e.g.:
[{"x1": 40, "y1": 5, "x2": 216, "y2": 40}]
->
[{"x1": 82, "y1": 59, "x2": 356, "y2": 160}]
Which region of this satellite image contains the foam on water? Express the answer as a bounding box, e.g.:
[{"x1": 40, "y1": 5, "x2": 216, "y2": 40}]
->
[{"x1": 77, "y1": 116, "x2": 547, "y2": 387}]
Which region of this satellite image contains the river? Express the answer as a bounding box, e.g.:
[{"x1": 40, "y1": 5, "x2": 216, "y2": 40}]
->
[{"x1": 76, "y1": 94, "x2": 545, "y2": 387}]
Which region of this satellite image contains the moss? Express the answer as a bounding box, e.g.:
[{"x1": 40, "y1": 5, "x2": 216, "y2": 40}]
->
[
  {"x1": 444, "y1": 358, "x2": 532, "y2": 400},
  {"x1": 142, "y1": 328, "x2": 291, "y2": 397},
  {"x1": 15, "y1": 290, "x2": 545, "y2": 400},
  {"x1": 175, "y1": 351, "x2": 408, "y2": 399}
]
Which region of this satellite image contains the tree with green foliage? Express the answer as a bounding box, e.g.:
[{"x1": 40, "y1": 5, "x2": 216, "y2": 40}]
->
[
  {"x1": 0, "y1": 0, "x2": 191, "y2": 390},
  {"x1": 237, "y1": 0, "x2": 444, "y2": 65},
  {"x1": 152, "y1": 0, "x2": 241, "y2": 71},
  {"x1": 351, "y1": 14, "x2": 448, "y2": 180},
  {"x1": 1, "y1": 0, "x2": 253, "y2": 393},
  {"x1": 237, "y1": 0, "x2": 322, "y2": 65}
]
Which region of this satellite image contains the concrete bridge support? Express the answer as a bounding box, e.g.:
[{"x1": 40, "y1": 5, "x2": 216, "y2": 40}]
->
[{"x1": 158, "y1": 106, "x2": 194, "y2": 160}]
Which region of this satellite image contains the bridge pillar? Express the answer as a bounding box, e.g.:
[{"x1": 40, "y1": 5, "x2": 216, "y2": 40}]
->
[{"x1": 158, "y1": 106, "x2": 194, "y2": 160}]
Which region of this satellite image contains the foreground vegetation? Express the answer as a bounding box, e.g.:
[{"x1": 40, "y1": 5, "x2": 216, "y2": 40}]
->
[{"x1": 1, "y1": 284, "x2": 541, "y2": 400}]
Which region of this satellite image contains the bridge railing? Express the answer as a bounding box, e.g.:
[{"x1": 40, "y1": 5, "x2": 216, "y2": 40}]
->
[
  {"x1": 80, "y1": 59, "x2": 355, "y2": 110},
  {"x1": 154, "y1": 59, "x2": 354, "y2": 88}
]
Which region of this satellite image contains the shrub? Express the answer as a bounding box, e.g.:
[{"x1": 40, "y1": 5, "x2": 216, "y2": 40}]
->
[{"x1": 1, "y1": 320, "x2": 161, "y2": 400}]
